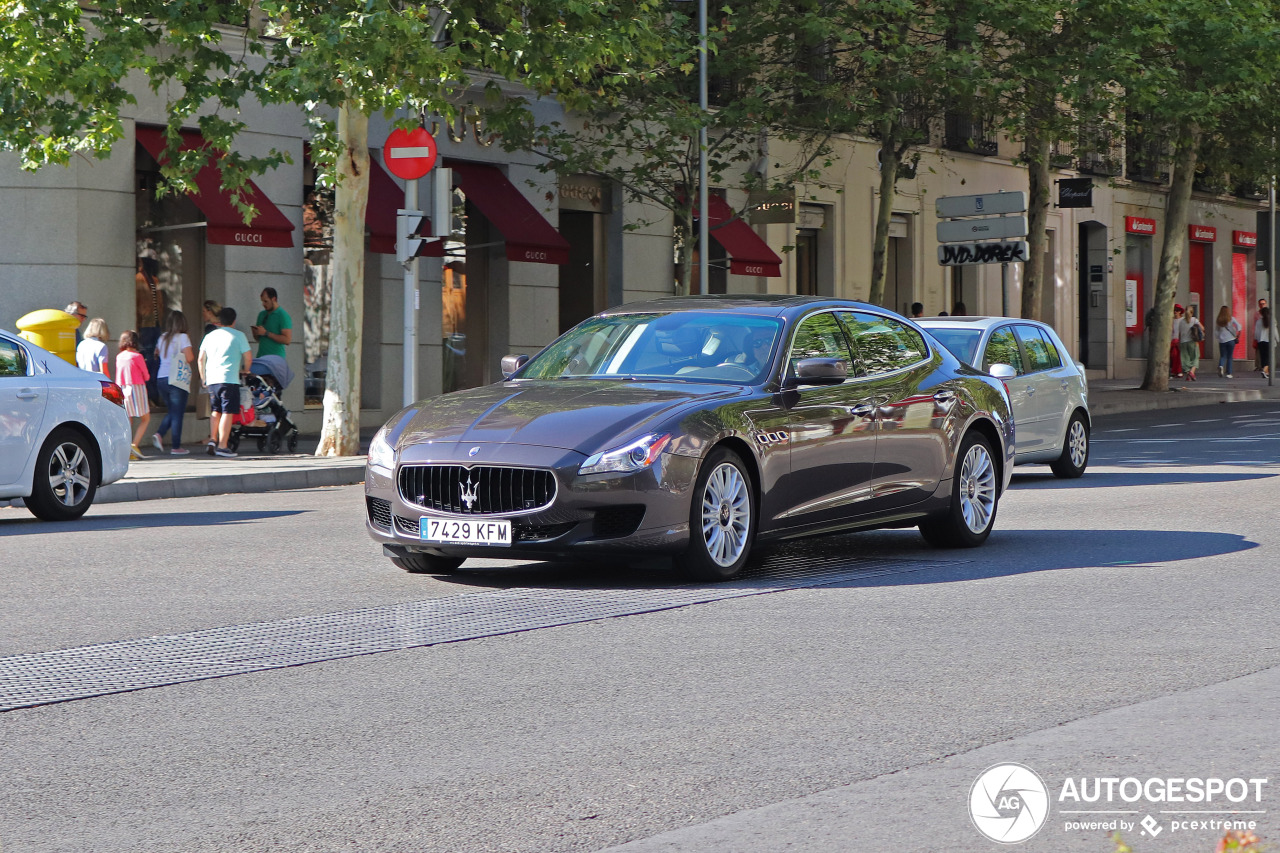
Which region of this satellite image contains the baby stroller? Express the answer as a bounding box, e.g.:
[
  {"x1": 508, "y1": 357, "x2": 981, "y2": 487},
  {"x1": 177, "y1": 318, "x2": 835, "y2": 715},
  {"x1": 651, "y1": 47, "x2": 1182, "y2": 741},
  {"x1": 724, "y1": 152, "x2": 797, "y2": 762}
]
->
[{"x1": 227, "y1": 355, "x2": 300, "y2": 454}]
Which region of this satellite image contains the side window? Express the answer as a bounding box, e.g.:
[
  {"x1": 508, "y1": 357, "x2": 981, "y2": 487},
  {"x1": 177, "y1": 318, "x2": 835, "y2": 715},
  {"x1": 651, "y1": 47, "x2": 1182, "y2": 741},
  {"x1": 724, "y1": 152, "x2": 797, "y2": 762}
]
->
[
  {"x1": 0, "y1": 339, "x2": 28, "y2": 378},
  {"x1": 983, "y1": 326, "x2": 1025, "y2": 375},
  {"x1": 839, "y1": 311, "x2": 928, "y2": 375},
  {"x1": 1016, "y1": 325, "x2": 1060, "y2": 372},
  {"x1": 788, "y1": 312, "x2": 854, "y2": 377}
]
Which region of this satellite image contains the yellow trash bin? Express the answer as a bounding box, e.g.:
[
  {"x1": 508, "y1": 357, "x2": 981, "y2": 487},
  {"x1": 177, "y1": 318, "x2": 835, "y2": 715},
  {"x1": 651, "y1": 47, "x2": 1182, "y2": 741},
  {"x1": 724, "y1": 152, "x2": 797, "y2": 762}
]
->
[{"x1": 16, "y1": 309, "x2": 81, "y2": 365}]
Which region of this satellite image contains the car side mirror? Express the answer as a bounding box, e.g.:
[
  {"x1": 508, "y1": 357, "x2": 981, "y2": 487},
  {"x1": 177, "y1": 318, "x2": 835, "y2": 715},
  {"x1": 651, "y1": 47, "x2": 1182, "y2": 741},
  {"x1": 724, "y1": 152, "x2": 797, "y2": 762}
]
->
[
  {"x1": 501, "y1": 354, "x2": 530, "y2": 379},
  {"x1": 988, "y1": 363, "x2": 1017, "y2": 380},
  {"x1": 790, "y1": 357, "x2": 848, "y2": 387}
]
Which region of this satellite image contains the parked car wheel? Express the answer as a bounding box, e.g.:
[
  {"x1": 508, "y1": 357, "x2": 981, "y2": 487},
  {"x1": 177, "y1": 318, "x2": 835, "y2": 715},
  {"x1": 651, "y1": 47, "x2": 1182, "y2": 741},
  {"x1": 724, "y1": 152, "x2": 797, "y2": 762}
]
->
[
  {"x1": 676, "y1": 447, "x2": 756, "y2": 581},
  {"x1": 919, "y1": 431, "x2": 999, "y2": 548},
  {"x1": 391, "y1": 553, "x2": 465, "y2": 574},
  {"x1": 25, "y1": 428, "x2": 99, "y2": 521},
  {"x1": 1050, "y1": 411, "x2": 1090, "y2": 479}
]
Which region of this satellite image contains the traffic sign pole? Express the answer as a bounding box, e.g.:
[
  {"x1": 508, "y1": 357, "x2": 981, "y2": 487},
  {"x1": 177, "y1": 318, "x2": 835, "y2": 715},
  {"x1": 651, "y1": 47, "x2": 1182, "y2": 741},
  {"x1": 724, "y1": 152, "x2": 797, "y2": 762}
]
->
[{"x1": 403, "y1": 178, "x2": 419, "y2": 407}]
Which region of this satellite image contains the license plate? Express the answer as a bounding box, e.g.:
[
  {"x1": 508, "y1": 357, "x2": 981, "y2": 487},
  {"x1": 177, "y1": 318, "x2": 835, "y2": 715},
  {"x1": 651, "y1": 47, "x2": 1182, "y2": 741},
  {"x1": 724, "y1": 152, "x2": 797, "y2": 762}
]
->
[{"x1": 420, "y1": 517, "x2": 512, "y2": 546}]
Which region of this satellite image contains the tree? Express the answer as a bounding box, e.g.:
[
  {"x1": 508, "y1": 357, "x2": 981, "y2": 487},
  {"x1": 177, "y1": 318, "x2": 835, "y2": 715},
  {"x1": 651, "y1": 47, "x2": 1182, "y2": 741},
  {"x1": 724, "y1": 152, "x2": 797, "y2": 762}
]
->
[
  {"x1": 0, "y1": 0, "x2": 667, "y2": 453},
  {"x1": 1116, "y1": 0, "x2": 1280, "y2": 391},
  {"x1": 492, "y1": 0, "x2": 861, "y2": 296}
]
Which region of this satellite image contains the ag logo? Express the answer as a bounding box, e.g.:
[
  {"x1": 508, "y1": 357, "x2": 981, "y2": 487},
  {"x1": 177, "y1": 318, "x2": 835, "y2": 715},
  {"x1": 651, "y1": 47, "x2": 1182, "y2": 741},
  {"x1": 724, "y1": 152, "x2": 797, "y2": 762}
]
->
[
  {"x1": 969, "y1": 762, "x2": 1050, "y2": 844},
  {"x1": 753, "y1": 430, "x2": 789, "y2": 446}
]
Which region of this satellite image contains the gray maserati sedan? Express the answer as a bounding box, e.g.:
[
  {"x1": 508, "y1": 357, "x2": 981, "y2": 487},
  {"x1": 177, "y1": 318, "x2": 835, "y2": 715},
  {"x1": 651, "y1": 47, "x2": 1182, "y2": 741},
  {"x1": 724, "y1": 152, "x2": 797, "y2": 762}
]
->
[{"x1": 365, "y1": 296, "x2": 1014, "y2": 581}]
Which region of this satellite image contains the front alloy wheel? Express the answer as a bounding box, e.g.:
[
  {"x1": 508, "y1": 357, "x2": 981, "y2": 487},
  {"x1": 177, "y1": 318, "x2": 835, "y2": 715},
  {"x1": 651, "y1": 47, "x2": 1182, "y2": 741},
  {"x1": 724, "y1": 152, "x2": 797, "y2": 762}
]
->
[
  {"x1": 677, "y1": 447, "x2": 756, "y2": 581},
  {"x1": 1050, "y1": 412, "x2": 1089, "y2": 479},
  {"x1": 919, "y1": 431, "x2": 999, "y2": 548}
]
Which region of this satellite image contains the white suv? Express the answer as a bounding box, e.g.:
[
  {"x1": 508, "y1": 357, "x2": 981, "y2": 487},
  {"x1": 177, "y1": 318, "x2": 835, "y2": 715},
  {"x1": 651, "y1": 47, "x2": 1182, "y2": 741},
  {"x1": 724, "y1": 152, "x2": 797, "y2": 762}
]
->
[
  {"x1": 0, "y1": 329, "x2": 132, "y2": 519},
  {"x1": 918, "y1": 316, "x2": 1090, "y2": 478}
]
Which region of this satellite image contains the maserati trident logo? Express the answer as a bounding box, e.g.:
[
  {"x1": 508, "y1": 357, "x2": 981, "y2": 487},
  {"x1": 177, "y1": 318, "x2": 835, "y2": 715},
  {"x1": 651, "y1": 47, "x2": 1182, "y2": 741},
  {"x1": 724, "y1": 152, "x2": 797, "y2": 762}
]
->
[
  {"x1": 459, "y1": 474, "x2": 479, "y2": 512},
  {"x1": 468, "y1": 446, "x2": 480, "y2": 457}
]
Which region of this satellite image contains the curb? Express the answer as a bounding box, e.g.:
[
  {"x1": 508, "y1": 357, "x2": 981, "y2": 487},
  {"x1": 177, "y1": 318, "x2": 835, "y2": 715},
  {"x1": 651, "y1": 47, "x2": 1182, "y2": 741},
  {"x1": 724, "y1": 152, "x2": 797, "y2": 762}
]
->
[
  {"x1": 96, "y1": 464, "x2": 366, "y2": 504},
  {"x1": 1089, "y1": 387, "x2": 1271, "y2": 416}
]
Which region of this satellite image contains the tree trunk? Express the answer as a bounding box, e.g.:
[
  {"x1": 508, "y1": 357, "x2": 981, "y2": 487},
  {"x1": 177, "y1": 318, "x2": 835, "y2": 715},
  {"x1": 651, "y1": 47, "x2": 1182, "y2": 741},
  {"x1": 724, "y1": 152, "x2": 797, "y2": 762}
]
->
[
  {"x1": 869, "y1": 117, "x2": 899, "y2": 307},
  {"x1": 676, "y1": 197, "x2": 694, "y2": 296},
  {"x1": 1022, "y1": 126, "x2": 1051, "y2": 321},
  {"x1": 1140, "y1": 125, "x2": 1200, "y2": 392},
  {"x1": 316, "y1": 102, "x2": 370, "y2": 456}
]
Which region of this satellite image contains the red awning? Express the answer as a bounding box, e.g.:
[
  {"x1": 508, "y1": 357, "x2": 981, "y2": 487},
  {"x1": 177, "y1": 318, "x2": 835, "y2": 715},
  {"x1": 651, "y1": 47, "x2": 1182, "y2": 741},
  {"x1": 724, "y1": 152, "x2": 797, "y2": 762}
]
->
[
  {"x1": 136, "y1": 126, "x2": 295, "y2": 249},
  {"x1": 704, "y1": 194, "x2": 782, "y2": 277},
  {"x1": 448, "y1": 161, "x2": 569, "y2": 265}
]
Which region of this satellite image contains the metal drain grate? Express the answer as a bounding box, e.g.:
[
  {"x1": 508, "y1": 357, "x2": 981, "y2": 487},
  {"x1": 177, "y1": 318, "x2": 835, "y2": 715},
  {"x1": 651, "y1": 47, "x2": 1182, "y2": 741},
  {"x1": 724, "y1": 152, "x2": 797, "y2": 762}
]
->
[{"x1": 0, "y1": 553, "x2": 957, "y2": 712}]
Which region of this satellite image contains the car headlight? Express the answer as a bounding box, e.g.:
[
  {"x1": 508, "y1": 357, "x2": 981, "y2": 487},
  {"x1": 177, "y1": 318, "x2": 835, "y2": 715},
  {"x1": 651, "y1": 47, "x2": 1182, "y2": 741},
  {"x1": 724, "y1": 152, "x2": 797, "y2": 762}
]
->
[
  {"x1": 579, "y1": 433, "x2": 672, "y2": 476},
  {"x1": 367, "y1": 426, "x2": 395, "y2": 471}
]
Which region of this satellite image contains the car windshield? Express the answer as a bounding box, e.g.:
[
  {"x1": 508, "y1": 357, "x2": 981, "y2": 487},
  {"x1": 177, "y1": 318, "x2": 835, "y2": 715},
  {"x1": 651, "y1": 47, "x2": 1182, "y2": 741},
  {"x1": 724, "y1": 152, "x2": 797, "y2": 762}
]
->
[
  {"x1": 518, "y1": 312, "x2": 784, "y2": 383},
  {"x1": 924, "y1": 327, "x2": 983, "y2": 366}
]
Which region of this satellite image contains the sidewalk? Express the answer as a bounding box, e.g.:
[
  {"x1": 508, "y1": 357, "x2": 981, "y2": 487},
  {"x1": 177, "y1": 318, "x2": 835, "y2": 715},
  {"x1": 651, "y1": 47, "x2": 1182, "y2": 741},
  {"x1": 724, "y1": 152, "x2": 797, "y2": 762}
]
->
[
  {"x1": 1087, "y1": 369, "x2": 1280, "y2": 415},
  {"x1": 67, "y1": 373, "x2": 1280, "y2": 506}
]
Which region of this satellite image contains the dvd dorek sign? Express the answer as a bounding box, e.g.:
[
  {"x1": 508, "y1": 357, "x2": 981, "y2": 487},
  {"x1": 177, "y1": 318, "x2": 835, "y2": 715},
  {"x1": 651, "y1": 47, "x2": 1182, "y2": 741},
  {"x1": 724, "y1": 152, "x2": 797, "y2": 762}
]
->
[{"x1": 938, "y1": 241, "x2": 1030, "y2": 266}]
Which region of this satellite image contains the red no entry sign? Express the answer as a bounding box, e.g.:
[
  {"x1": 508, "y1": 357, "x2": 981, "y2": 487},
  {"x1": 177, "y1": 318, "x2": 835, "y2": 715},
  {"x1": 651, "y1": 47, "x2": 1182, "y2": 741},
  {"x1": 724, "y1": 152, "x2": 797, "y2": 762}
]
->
[{"x1": 383, "y1": 127, "x2": 438, "y2": 180}]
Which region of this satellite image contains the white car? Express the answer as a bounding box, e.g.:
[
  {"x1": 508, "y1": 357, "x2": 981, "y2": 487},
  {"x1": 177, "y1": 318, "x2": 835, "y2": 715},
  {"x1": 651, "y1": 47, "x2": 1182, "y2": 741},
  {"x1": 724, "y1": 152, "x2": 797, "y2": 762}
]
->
[
  {"x1": 0, "y1": 328, "x2": 132, "y2": 520},
  {"x1": 917, "y1": 316, "x2": 1090, "y2": 478}
]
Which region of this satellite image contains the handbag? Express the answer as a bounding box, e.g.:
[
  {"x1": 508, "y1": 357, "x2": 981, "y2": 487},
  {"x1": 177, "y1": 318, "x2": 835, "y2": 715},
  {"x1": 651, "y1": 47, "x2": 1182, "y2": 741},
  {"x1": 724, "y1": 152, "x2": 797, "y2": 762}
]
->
[
  {"x1": 1191, "y1": 322, "x2": 1204, "y2": 343},
  {"x1": 170, "y1": 353, "x2": 192, "y2": 392}
]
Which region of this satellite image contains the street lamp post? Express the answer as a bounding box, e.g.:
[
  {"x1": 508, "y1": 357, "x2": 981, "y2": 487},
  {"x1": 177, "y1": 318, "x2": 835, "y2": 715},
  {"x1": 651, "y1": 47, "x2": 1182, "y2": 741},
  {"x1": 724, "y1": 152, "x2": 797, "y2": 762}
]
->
[{"x1": 697, "y1": 0, "x2": 708, "y2": 296}]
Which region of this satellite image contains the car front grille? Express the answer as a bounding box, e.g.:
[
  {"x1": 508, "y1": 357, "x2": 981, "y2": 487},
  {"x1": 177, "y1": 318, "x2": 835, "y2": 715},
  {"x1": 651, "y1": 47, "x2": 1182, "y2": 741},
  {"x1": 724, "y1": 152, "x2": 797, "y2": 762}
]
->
[
  {"x1": 398, "y1": 465, "x2": 557, "y2": 516},
  {"x1": 366, "y1": 497, "x2": 392, "y2": 531}
]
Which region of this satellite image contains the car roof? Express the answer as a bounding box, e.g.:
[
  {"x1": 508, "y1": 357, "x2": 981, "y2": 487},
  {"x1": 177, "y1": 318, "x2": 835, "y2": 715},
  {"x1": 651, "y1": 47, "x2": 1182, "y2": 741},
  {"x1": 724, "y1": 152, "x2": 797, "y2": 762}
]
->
[
  {"x1": 917, "y1": 316, "x2": 1054, "y2": 331},
  {"x1": 598, "y1": 295, "x2": 890, "y2": 319}
]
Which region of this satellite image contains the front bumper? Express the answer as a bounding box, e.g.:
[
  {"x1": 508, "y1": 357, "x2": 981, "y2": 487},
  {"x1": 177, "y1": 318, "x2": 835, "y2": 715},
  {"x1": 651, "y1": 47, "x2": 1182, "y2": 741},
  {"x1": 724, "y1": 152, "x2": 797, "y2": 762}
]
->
[{"x1": 364, "y1": 442, "x2": 699, "y2": 561}]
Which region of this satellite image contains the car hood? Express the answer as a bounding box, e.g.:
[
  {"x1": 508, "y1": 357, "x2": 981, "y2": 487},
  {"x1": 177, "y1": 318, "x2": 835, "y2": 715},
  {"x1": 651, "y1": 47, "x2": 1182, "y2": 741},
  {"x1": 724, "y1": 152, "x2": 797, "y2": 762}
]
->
[{"x1": 396, "y1": 380, "x2": 742, "y2": 454}]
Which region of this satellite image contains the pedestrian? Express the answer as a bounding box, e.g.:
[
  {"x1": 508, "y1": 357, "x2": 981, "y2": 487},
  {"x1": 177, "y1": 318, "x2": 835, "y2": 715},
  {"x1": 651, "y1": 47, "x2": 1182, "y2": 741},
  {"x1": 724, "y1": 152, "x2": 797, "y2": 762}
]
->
[
  {"x1": 151, "y1": 310, "x2": 195, "y2": 455},
  {"x1": 65, "y1": 301, "x2": 87, "y2": 345},
  {"x1": 1179, "y1": 304, "x2": 1203, "y2": 382},
  {"x1": 1255, "y1": 306, "x2": 1272, "y2": 380},
  {"x1": 1216, "y1": 305, "x2": 1243, "y2": 378},
  {"x1": 251, "y1": 287, "x2": 292, "y2": 357},
  {"x1": 1257, "y1": 298, "x2": 1270, "y2": 373},
  {"x1": 116, "y1": 330, "x2": 151, "y2": 460},
  {"x1": 197, "y1": 306, "x2": 252, "y2": 458},
  {"x1": 952, "y1": 301, "x2": 968, "y2": 316},
  {"x1": 1170, "y1": 304, "x2": 1184, "y2": 378},
  {"x1": 76, "y1": 318, "x2": 110, "y2": 377},
  {"x1": 910, "y1": 302, "x2": 924, "y2": 318},
  {"x1": 201, "y1": 299, "x2": 222, "y2": 335}
]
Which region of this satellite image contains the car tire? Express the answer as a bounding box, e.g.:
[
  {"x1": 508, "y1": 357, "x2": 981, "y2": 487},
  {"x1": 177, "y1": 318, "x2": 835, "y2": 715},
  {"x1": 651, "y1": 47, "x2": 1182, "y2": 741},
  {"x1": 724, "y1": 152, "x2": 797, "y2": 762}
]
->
[
  {"x1": 25, "y1": 427, "x2": 99, "y2": 521},
  {"x1": 676, "y1": 447, "x2": 756, "y2": 581},
  {"x1": 1050, "y1": 411, "x2": 1089, "y2": 479},
  {"x1": 919, "y1": 431, "x2": 999, "y2": 548},
  {"x1": 391, "y1": 553, "x2": 466, "y2": 574}
]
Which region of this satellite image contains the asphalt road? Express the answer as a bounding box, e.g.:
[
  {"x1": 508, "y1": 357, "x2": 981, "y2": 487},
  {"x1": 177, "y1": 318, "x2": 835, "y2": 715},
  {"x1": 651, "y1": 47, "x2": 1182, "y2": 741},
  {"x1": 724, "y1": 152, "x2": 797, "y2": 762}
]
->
[{"x1": 1, "y1": 402, "x2": 1277, "y2": 853}]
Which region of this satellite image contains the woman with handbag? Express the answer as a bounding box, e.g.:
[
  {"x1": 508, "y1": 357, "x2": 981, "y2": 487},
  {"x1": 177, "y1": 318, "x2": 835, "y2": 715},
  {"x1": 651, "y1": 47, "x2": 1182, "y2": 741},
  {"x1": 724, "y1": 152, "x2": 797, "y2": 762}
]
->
[
  {"x1": 1216, "y1": 305, "x2": 1243, "y2": 378},
  {"x1": 152, "y1": 310, "x2": 195, "y2": 455},
  {"x1": 1180, "y1": 304, "x2": 1203, "y2": 381}
]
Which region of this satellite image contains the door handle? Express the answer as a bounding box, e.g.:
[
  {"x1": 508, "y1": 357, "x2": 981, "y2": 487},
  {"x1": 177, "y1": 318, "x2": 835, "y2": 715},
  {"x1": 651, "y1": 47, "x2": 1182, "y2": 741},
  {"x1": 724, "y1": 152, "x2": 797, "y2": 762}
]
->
[
  {"x1": 16, "y1": 389, "x2": 38, "y2": 400},
  {"x1": 848, "y1": 404, "x2": 876, "y2": 418},
  {"x1": 933, "y1": 390, "x2": 956, "y2": 404},
  {"x1": 1025, "y1": 387, "x2": 1036, "y2": 396}
]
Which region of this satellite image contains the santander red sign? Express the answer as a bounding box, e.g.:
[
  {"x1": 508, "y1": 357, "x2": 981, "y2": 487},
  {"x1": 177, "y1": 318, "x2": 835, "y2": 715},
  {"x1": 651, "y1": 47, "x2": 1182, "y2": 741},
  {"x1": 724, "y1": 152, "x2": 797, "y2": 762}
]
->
[
  {"x1": 1125, "y1": 216, "x2": 1157, "y2": 235},
  {"x1": 1188, "y1": 224, "x2": 1217, "y2": 242}
]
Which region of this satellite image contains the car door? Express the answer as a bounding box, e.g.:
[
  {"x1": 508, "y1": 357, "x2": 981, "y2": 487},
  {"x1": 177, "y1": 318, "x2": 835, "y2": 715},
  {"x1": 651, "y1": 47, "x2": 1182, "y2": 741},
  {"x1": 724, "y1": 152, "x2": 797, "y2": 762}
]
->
[
  {"x1": 1014, "y1": 324, "x2": 1073, "y2": 453},
  {"x1": 769, "y1": 310, "x2": 880, "y2": 529},
  {"x1": 0, "y1": 336, "x2": 48, "y2": 488},
  {"x1": 980, "y1": 325, "x2": 1042, "y2": 454},
  {"x1": 841, "y1": 311, "x2": 950, "y2": 509}
]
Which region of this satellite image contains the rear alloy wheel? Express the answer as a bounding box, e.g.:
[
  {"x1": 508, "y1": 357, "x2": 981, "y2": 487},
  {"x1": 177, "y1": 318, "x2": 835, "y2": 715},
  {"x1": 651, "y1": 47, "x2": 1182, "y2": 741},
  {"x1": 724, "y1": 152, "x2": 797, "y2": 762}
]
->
[
  {"x1": 676, "y1": 447, "x2": 756, "y2": 581},
  {"x1": 919, "y1": 431, "x2": 999, "y2": 548},
  {"x1": 1050, "y1": 412, "x2": 1089, "y2": 479},
  {"x1": 391, "y1": 553, "x2": 465, "y2": 574},
  {"x1": 26, "y1": 428, "x2": 99, "y2": 521}
]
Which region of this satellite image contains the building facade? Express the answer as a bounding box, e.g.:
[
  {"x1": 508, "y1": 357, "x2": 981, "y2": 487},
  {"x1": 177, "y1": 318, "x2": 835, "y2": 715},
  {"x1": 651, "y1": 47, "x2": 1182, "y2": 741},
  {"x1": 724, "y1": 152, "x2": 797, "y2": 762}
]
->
[{"x1": 0, "y1": 93, "x2": 1267, "y2": 445}]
